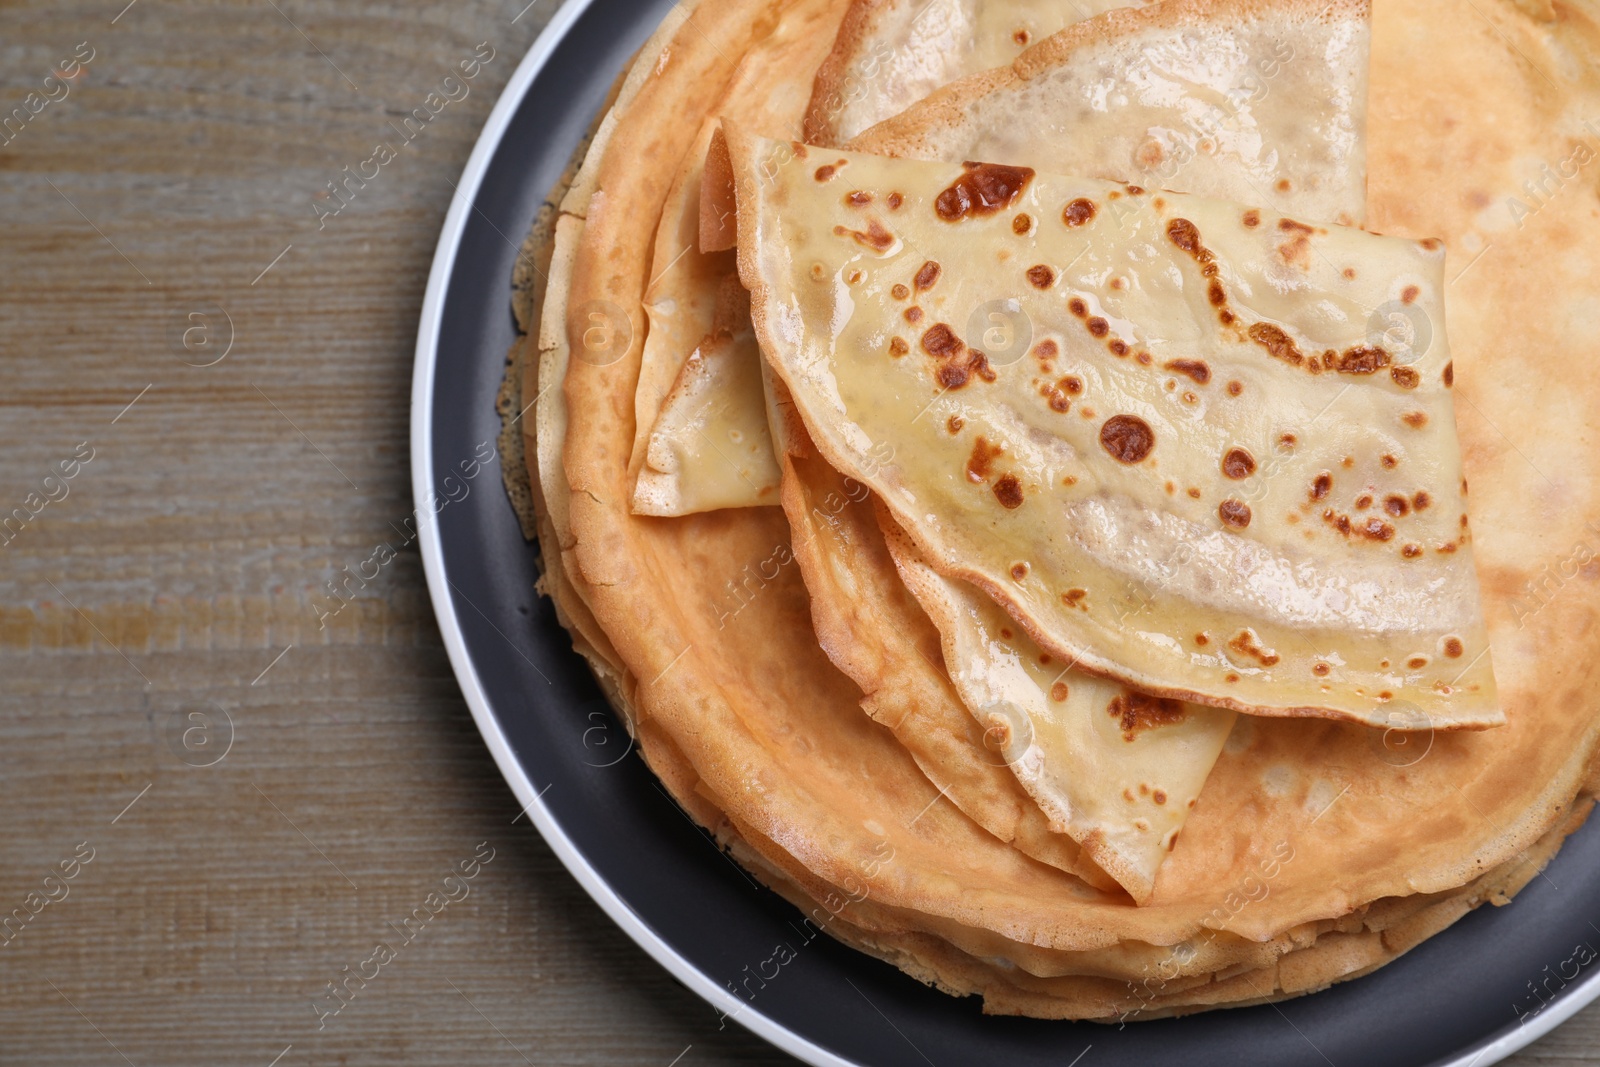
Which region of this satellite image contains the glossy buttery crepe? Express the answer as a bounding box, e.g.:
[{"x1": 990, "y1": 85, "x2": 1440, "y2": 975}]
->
[
  {"x1": 730, "y1": 129, "x2": 1498, "y2": 731},
  {"x1": 634, "y1": 275, "x2": 780, "y2": 514},
  {"x1": 628, "y1": 0, "x2": 849, "y2": 516},
  {"x1": 636, "y1": 0, "x2": 1081, "y2": 516},
  {"x1": 533, "y1": 0, "x2": 1600, "y2": 1020},
  {"x1": 639, "y1": 0, "x2": 1372, "y2": 516}
]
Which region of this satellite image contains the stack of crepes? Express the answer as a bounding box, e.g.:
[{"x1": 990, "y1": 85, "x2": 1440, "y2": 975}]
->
[{"x1": 502, "y1": 0, "x2": 1600, "y2": 1020}]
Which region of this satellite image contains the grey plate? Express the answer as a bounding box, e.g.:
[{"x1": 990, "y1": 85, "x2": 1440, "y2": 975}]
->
[{"x1": 410, "y1": 1, "x2": 1600, "y2": 1063}]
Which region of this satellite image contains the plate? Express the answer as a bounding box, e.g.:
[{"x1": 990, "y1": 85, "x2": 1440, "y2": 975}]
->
[{"x1": 410, "y1": 2, "x2": 1600, "y2": 1063}]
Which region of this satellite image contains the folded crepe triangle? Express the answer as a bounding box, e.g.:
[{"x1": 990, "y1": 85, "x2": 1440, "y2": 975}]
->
[
  {"x1": 880, "y1": 502, "x2": 1236, "y2": 902},
  {"x1": 633, "y1": 275, "x2": 781, "y2": 514},
  {"x1": 661, "y1": 0, "x2": 1373, "y2": 513},
  {"x1": 626, "y1": 0, "x2": 848, "y2": 517},
  {"x1": 728, "y1": 126, "x2": 1500, "y2": 731}
]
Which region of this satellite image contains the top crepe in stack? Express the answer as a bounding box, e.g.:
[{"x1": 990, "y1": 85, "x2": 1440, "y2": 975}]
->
[{"x1": 512, "y1": 0, "x2": 1600, "y2": 1021}]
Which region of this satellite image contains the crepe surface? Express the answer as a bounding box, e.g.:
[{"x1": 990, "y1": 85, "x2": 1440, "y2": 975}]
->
[
  {"x1": 804, "y1": 0, "x2": 1145, "y2": 146},
  {"x1": 731, "y1": 130, "x2": 1497, "y2": 729},
  {"x1": 627, "y1": 0, "x2": 850, "y2": 516},
  {"x1": 883, "y1": 507, "x2": 1236, "y2": 901},
  {"x1": 634, "y1": 276, "x2": 782, "y2": 514},
  {"x1": 849, "y1": 0, "x2": 1372, "y2": 227}
]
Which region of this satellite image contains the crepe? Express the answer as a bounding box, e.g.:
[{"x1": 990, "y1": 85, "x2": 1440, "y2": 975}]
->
[
  {"x1": 804, "y1": 0, "x2": 1143, "y2": 146},
  {"x1": 729, "y1": 129, "x2": 1498, "y2": 730},
  {"x1": 882, "y1": 507, "x2": 1236, "y2": 901},
  {"x1": 634, "y1": 277, "x2": 782, "y2": 514},
  {"x1": 626, "y1": 0, "x2": 849, "y2": 516},
  {"x1": 628, "y1": 120, "x2": 743, "y2": 516},
  {"x1": 777, "y1": 0, "x2": 1377, "y2": 897},
  {"x1": 531, "y1": 0, "x2": 1600, "y2": 1022},
  {"x1": 848, "y1": 0, "x2": 1372, "y2": 227},
  {"x1": 647, "y1": 0, "x2": 1374, "y2": 515}
]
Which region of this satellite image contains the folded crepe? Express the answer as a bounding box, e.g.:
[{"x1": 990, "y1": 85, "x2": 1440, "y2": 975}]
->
[
  {"x1": 633, "y1": 276, "x2": 781, "y2": 514},
  {"x1": 882, "y1": 504, "x2": 1236, "y2": 901},
  {"x1": 626, "y1": 0, "x2": 850, "y2": 517},
  {"x1": 638, "y1": 0, "x2": 1372, "y2": 515},
  {"x1": 850, "y1": 0, "x2": 1371, "y2": 226},
  {"x1": 729, "y1": 128, "x2": 1498, "y2": 731},
  {"x1": 804, "y1": 0, "x2": 1144, "y2": 146}
]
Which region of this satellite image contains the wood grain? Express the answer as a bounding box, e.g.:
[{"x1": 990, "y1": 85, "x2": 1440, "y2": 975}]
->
[{"x1": 0, "y1": 2, "x2": 1589, "y2": 1064}]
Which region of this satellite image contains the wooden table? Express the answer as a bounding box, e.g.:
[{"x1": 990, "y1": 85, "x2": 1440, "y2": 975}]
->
[{"x1": 0, "y1": 2, "x2": 1590, "y2": 1064}]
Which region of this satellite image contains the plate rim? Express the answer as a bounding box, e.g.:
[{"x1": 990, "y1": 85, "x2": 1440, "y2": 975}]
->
[{"x1": 408, "y1": 4, "x2": 1600, "y2": 1065}]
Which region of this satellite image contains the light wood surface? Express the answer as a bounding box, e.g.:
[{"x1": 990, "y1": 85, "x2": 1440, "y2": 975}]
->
[{"x1": 0, "y1": 2, "x2": 1591, "y2": 1064}]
